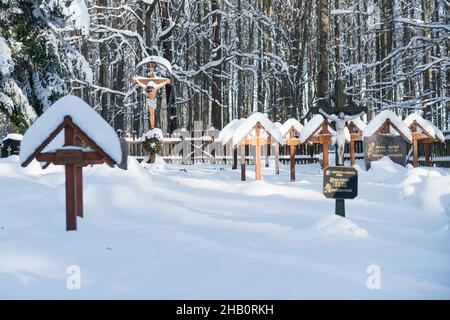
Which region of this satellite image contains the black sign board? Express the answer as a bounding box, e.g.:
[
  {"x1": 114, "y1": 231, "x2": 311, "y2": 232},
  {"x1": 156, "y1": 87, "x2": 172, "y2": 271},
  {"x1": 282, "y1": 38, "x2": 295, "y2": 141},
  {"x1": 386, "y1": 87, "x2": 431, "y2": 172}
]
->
[
  {"x1": 1, "y1": 137, "x2": 21, "y2": 158},
  {"x1": 364, "y1": 134, "x2": 407, "y2": 170},
  {"x1": 323, "y1": 166, "x2": 358, "y2": 199}
]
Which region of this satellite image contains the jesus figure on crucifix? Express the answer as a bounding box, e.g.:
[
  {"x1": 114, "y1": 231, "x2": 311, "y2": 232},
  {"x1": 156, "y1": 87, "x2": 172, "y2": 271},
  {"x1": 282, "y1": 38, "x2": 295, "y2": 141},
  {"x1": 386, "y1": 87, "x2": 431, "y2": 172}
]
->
[
  {"x1": 319, "y1": 108, "x2": 365, "y2": 166},
  {"x1": 133, "y1": 63, "x2": 171, "y2": 129}
]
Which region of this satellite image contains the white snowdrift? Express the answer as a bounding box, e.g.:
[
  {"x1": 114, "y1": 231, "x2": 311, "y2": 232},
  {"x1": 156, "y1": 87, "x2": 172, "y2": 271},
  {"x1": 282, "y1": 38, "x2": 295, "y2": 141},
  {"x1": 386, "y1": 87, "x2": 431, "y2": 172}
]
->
[
  {"x1": 19, "y1": 95, "x2": 122, "y2": 165},
  {"x1": 0, "y1": 155, "x2": 450, "y2": 299},
  {"x1": 315, "y1": 215, "x2": 369, "y2": 238}
]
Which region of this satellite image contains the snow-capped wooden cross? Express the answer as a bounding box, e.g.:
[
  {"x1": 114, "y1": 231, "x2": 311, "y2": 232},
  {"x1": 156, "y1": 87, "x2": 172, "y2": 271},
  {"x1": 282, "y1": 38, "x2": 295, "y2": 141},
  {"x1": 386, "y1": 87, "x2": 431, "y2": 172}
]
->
[
  {"x1": 232, "y1": 113, "x2": 284, "y2": 181},
  {"x1": 404, "y1": 114, "x2": 444, "y2": 167},
  {"x1": 300, "y1": 115, "x2": 343, "y2": 169},
  {"x1": 279, "y1": 119, "x2": 303, "y2": 181},
  {"x1": 20, "y1": 96, "x2": 122, "y2": 231}
]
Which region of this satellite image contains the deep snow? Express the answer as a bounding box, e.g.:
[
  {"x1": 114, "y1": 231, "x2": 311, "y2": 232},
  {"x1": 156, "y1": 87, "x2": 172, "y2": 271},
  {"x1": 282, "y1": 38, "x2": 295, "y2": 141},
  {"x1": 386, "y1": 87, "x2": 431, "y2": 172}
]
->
[{"x1": 0, "y1": 155, "x2": 449, "y2": 299}]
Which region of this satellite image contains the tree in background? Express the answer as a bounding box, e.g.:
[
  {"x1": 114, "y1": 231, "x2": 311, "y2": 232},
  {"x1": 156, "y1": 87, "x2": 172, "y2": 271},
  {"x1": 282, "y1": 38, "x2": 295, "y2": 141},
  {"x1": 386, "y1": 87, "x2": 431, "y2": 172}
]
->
[{"x1": 0, "y1": 0, "x2": 92, "y2": 132}]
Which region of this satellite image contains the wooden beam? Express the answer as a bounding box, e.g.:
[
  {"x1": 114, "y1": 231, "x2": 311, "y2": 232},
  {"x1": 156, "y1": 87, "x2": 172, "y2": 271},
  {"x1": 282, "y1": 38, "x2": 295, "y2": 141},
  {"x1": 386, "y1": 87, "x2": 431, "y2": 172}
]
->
[
  {"x1": 240, "y1": 144, "x2": 246, "y2": 181},
  {"x1": 75, "y1": 135, "x2": 83, "y2": 218},
  {"x1": 265, "y1": 137, "x2": 271, "y2": 168},
  {"x1": 64, "y1": 124, "x2": 77, "y2": 231},
  {"x1": 350, "y1": 140, "x2": 356, "y2": 166},
  {"x1": 21, "y1": 118, "x2": 71, "y2": 167},
  {"x1": 424, "y1": 143, "x2": 431, "y2": 166},
  {"x1": 255, "y1": 124, "x2": 262, "y2": 180},
  {"x1": 232, "y1": 146, "x2": 237, "y2": 170},
  {"x1": 290, "y1": 128, "x2": 295, "y2": 182},
  {"x1": 321, "y1": 122, "x2": 329, "y2": 168}
]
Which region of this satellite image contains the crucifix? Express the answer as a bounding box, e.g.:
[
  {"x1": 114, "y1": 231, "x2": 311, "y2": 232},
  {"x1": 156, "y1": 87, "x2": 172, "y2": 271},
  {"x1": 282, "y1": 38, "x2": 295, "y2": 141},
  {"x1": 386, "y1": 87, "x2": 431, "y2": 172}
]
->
[
  {"x1": 133, "y1": 62, "x2": 171, "y2": 130},
  {"x1": 319, "y1": 108, "x2": 364, "y2": 166}
]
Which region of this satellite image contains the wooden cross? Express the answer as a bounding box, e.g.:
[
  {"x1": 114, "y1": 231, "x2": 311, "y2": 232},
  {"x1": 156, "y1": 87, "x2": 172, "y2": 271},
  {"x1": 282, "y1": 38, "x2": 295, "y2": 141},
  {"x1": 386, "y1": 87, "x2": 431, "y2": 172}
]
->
[
  {"x1": 410, "y1": 120, "x2": 435, "y2": 167},
  {"x1": 237, "y1": 122, "x2": 280, "y2": 181},
  {"x1": 21, "y1": 116, "x2": 117, "y2": 231},
  {"x1": 284, "y1": 127, "x2": 301, "y2": 182}
]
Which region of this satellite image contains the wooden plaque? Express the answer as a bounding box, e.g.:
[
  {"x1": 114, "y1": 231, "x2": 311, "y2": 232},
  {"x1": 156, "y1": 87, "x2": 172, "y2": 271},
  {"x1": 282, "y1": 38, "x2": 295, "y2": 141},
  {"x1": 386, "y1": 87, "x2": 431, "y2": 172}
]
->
[{"x1": 55, "y1": 149, "x2": 84, "y2": 166}]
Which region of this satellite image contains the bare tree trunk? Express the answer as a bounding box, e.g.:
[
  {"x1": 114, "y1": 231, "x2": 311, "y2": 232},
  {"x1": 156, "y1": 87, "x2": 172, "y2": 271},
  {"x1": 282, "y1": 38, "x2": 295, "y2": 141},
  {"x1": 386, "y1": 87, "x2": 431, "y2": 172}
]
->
[{"x1": 316, "y1": 0, "x2": 329, "y2": 109}]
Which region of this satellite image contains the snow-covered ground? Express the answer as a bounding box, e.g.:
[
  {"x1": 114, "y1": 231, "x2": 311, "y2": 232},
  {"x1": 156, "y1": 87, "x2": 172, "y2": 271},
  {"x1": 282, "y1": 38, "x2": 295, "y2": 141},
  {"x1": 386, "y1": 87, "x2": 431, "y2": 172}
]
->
[{"x1": 0, "y1": 155, "x2": 449, "y2": 299}]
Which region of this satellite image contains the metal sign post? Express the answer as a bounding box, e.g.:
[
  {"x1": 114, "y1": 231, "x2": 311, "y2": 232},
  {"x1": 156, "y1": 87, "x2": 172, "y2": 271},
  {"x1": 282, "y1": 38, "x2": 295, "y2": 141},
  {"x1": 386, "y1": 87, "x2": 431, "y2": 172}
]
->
[{"x1": 323, "y1": 166, "x2": 358, "y2": 217}]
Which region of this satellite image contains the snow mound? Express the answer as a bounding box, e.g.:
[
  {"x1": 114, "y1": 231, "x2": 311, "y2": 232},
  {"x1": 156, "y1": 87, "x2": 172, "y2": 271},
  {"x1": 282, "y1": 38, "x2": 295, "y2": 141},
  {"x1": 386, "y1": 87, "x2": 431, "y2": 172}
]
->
[
  {"x1": 19, "y1": 95, "x2": 122, "y2": 165},
  {"x1": 362, "y1": 156, "x2": 408, "y2": 184},
  {"x1": 315, "y1": 215, "x2": 369, "y2": 238},
  {"x1": 420, "y1": 175, "x2": 450, "y2": 215}
]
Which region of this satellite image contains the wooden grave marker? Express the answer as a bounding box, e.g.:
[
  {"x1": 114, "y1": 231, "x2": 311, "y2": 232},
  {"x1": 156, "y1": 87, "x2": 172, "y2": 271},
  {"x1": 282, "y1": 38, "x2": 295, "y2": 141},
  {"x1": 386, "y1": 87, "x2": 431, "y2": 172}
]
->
[{"x1": 20, "y1": 99, "x2": 120, "y2": 231}]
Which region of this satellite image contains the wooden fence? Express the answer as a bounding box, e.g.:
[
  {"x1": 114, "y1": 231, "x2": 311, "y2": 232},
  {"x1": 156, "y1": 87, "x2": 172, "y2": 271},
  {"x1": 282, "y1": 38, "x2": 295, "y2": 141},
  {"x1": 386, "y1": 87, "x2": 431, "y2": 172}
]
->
[{"x1": 125, "y1": 132, "x2": 450, "y2": 168}]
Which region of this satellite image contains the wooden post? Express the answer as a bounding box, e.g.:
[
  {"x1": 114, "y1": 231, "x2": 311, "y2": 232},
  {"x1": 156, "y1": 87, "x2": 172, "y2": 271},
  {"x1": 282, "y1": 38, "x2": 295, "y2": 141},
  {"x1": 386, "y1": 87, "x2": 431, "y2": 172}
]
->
[
  {"x1": 290, "y1": 128, "x2": 295, "y2": 182},
  {"x1": 255, "y1": 124, "x2": 262, "y2": 180},
  {"x1": 424, "y1": 143, "x2": 431, "y2": 166},
  {"x1": 240, "y1": 144, "x2": 246, "y2": 181},
  {"x1": 350, "y1": 140, "x2": 356, "y2": 166},
  {"x1": 274, "y1": 143, "x2": 280, "y2": 175},
  {"x1": 265, "y1": 137, "x2": 270, "y2": 168},
  {"x1": 412, "y1": 121, "x2": 418, "y2": 167},
  {"x1": 413, "y1": 138, "x2": 419, "y2": 167},
  {"x1": 148, "y1": 106, "x2": 156, "y2": 163},
  {"x1": 64, "y1": 125, "x2": 76, "y2": 231},
  {"x1": 322, "y1": 122, "x2": 329, "y2": 168},
  {"x1": 74, "y1": 135, "x2": 83, "y2": 218},
  {"x1": 232, "y1": 146, "x2": 238, "y2": 170}
]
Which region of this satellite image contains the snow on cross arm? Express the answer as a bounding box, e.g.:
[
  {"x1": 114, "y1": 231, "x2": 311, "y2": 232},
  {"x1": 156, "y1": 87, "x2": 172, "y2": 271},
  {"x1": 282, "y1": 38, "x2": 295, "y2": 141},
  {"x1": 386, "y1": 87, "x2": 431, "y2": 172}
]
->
[
  {"x1": 363, "y1": 110, "x2": 412, "y2": 143},
  {"x1": 19, "y1": 95, "x2": 122, "y2": 166},
  {"x1": 232, "y1": 112, "x2": 283, "y2": 146},
  {"x1": 136, "y1": 55, "x2": 173, "y2": 73}
]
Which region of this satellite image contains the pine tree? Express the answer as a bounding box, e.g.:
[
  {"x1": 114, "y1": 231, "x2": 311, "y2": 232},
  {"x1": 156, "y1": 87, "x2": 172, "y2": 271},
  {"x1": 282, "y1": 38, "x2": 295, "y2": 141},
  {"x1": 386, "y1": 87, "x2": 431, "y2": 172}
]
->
[{"x1": 0, "y1": 0, "x2": 92, "y2": 132}]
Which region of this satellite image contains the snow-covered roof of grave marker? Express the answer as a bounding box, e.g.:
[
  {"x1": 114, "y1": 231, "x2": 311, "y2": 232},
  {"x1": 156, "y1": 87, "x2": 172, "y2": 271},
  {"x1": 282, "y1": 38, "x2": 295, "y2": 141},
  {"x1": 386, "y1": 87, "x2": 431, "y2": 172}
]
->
[
  {"x1": 136, "y1": 56, "x2": 172, "y2": 73},
  {"x1": 403, "y1": 113, "x2": 445, "y2": 143},
  {"x1": 2, "y1": 133, "x2": 23, "y2": 142},
  {"x1": 348, "y1": 118, "x2": 367, "y2": 132},
  {"x1": 300, "y1": 114, "x2": 351, "y2": 144},
  {"x1": 218, "y1": 118, "x2": 246, "y2": 145},
  {"x1": 299, "y1": 114, "x2": 325, "y2": 143},
  {"x1": 232, "y1": 112, "x2": 283, "y2": 146},
  {"x1": 363, "y1": 110, "x2": 412, "y2": 143},
  {"x1": 19, "y1": 95, "x2": 122, "y2": 166},
  {"x1": 279, "y1": 118, "x2": 304, "y2": 138}
]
